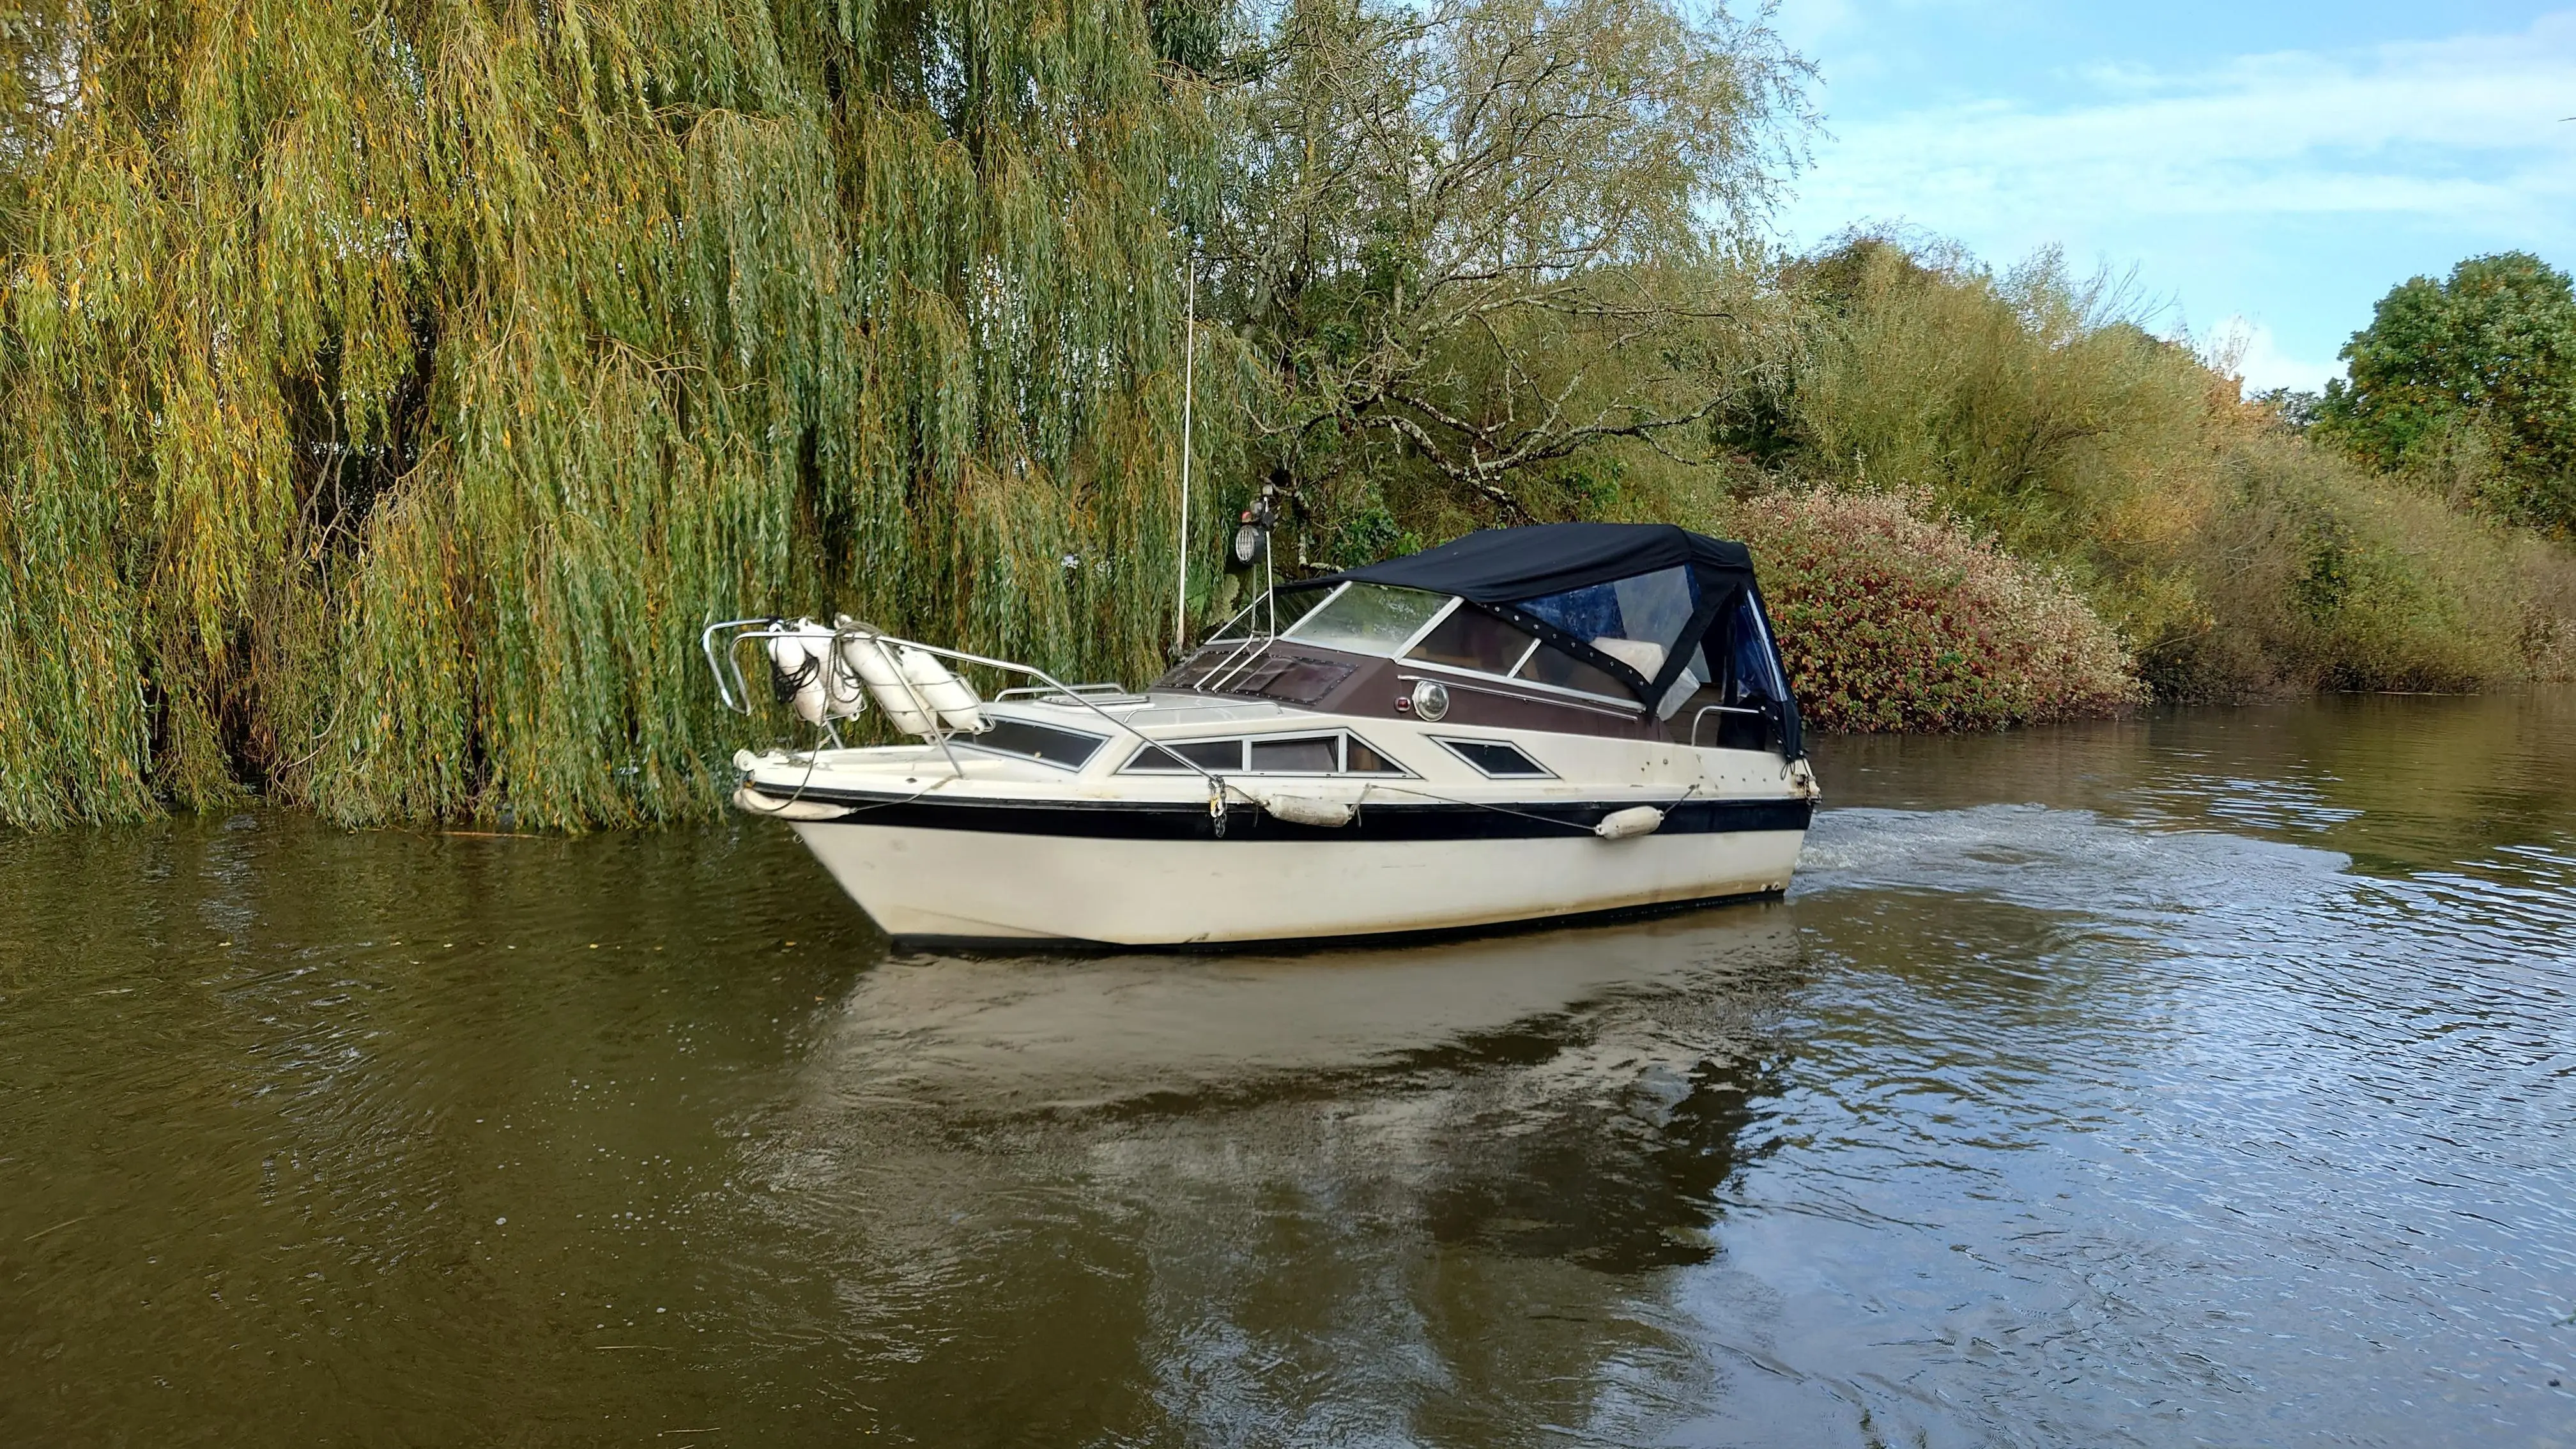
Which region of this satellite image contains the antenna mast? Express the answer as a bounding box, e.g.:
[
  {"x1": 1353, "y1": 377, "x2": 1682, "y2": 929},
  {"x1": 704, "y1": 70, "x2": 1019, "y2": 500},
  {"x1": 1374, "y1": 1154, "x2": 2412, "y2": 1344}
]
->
[{"x1": 1174, "y1": 257, "x2": 1197, "y2": 654}]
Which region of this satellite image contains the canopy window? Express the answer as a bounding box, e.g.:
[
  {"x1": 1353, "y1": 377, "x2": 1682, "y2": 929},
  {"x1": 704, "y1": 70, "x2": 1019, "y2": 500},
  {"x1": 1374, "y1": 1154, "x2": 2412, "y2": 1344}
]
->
[
  {"x1": 1284, "y1": 585, "x2": 1650, "y2": 705},
  {"x1": 1513, "y1": 565, "x2": 1698, "y2": 682},
  {"x1": 1400, "y1": 602, "x2": 1639, "y2": 702},
  {"x1": 1280, "y1": 522, "x2": 1805, "y2": 756},
  {"x1": 1724, "y1": 593, "x2": 1791, "y2": 709}
]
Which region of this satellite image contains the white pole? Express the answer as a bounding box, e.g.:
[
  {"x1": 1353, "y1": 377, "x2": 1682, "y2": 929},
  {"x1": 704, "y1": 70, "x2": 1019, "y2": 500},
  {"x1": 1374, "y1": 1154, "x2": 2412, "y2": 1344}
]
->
[{"x1": 1176, "y1": 258, "x2": 1196, "y2": 654}]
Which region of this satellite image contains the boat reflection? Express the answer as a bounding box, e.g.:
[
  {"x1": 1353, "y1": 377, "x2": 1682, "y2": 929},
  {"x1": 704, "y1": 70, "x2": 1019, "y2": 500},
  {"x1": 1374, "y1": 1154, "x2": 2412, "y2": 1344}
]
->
[
  {"x1": 726, "y1": 903, "x2": 1805, "y2": 1436},
  {"x1": 764, "y1": 903, "x2": 1800, "y2": 1269},
  {"x1": 805, "y1": 903, "x2": 1800, "y2": 1114}
]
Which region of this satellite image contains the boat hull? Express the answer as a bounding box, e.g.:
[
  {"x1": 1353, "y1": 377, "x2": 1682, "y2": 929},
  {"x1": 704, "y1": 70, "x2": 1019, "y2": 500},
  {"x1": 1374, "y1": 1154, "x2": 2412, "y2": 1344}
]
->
[{"x1": 788, "y1": 805, "x2": 1809, "y2": 946}]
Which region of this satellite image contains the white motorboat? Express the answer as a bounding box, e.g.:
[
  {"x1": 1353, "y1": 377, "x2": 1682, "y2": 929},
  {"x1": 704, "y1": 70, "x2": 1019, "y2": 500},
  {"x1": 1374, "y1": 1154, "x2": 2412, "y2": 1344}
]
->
[{"x1": 703, "y1": 523, "x2": 1816, "y2": 946}]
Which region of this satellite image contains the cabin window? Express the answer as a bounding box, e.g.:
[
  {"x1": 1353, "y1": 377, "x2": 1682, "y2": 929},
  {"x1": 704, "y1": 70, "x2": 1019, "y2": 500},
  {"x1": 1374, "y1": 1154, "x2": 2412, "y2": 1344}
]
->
[
  {"x1": 1513, "y1": 565, "x2": 1699, "y2": 680},
  {"x1": 1345, "y1": 737, "x2": 1406, "y2": 774},
  {"x1": 965, "y1": 719, "x2": 1107, "y2": 769},
  {"x1": 1406, "y1": 606, "x2": 1539, "y2": 675},
  {"x1": 1248, "y1": 735, "x2": 1338, "y2": 774},
  {"x1": 1281, "y1": 583, "x2": 1451, "y2": 656},
  {"x1": 1436, "y1": 739, "x2": 1552, "y2": 778},
  {"x1": 1124, "y1": 739, "x2": 1245, "y2": 772},
  {"x1": 1122, "y1": 732, "x2": 1412, "y2": 776}
]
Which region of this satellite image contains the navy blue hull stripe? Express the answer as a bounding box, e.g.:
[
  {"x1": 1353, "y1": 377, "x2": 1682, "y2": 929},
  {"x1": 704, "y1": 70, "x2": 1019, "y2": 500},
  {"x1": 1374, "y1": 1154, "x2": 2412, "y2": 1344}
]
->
[{"x1": 746, "y1": 786, "x2": 1814, "y2": 842}]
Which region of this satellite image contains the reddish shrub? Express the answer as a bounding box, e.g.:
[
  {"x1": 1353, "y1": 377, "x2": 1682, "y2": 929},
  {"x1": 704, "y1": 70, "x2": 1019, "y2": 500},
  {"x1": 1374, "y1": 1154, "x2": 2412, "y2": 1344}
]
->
[{"x1": 1728, "y1": 487, "x2": 2148, "y2": 732}]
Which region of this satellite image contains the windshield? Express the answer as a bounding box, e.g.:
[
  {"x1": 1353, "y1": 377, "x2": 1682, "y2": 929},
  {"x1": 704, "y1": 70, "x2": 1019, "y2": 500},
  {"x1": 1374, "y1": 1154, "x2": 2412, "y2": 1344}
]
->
[{"x1": 1281, "y1": 583, "x2": 1452, "y2": 656}]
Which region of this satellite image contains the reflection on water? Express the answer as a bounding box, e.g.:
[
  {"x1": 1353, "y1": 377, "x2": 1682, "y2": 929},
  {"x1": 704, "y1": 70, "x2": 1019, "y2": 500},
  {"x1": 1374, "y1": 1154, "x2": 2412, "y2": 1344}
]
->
[{"x1": 3, "y1": 691, "x2": 2572, "y2": 1445}]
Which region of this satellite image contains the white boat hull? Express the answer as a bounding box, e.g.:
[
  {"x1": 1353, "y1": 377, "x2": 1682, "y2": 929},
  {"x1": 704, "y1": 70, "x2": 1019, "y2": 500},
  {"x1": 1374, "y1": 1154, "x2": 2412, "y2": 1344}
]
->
[{"x1": 790, "y1": 816, "x2": 1806, "y2": 946}]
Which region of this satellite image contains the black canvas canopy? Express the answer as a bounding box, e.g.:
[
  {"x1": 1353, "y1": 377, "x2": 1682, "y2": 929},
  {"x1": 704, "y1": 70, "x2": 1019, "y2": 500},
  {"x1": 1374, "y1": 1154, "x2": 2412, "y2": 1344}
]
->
[
  {"x1": 1285, "y1": 522, "x2": 1752, "y2": 604},
  {"x1": 1277, "y1": 523, "x2": 1802, "y2": 758}
]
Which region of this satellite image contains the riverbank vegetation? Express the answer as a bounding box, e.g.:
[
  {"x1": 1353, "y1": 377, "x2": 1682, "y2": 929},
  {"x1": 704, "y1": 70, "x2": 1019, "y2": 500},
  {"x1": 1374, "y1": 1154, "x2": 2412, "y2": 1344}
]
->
[
  {"x1": 1722, "y1": 486, "x2": 2148, "y2": 732},
  {"x1": 1697, "y1": 239, "x2": 2576, "y2": 705},
  {"x1": 1, "y1": 0, "x2": 2570, "y2": 827}
]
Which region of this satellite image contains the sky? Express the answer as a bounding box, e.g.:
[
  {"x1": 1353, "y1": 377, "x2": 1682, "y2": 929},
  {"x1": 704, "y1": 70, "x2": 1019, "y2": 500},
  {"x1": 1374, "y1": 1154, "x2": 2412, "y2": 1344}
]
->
[{"x1": 1768, "y1": 1, "x2": 2576, "y2": 392}]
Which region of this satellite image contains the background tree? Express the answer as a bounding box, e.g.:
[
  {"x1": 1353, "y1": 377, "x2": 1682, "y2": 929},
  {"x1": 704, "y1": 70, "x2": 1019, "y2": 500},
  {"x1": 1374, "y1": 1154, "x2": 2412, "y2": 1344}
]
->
[
  {"x1": 2318, "y1": 251, "x2": 2576, "y2": 535},
  {"x1": 1199, "y1": 0, "x2": 1811, "y2": 546}
]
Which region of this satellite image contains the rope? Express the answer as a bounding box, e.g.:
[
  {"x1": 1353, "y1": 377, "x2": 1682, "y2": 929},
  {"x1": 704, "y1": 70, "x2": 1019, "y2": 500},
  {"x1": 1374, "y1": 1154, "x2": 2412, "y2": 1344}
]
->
[
  {"x1": 737, "y1": 747, "x2": 951, "y2": 818},
  {"x1": 734, "y1": 745, "x2": 828, "y2": 814}
]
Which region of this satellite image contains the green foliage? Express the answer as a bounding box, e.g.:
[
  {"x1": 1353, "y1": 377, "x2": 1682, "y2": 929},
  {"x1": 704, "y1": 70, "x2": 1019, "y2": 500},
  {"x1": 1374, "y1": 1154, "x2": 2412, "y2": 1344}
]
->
[
  {"x1": 1767, "y1": 236, "x2": 2225, "y2": 645},
  {"x1": 1722, "y1": 487, "x2": 2146, "y2": 732},
  {"x1": 1715, "y1": 233, "x2": 2576, "y2": 707},
  {"x1": 1204, "y1": 0, "x2": 1810, "y2": 516},
  {"x1": 2153, "y1": 432, "x2": 2576, "y2": 696},
  {"x1": 0, "y1": 1, "x2": 72, "y2": 163},
  {"x1": 2317, "y1": 252, "x2": 2576, "y2": 535},
  {"x1": 0, "y1": 0, "x2": 1227, "y2": 828}
]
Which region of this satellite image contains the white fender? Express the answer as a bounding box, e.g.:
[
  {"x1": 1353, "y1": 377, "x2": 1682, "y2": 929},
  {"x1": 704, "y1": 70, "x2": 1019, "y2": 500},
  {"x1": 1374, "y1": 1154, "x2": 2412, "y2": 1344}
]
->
[
  {"x1": 1594, "y1": 805, "x2": 1665, "y2": 839},
  {"x1": 841, "y1": 632, "x2": 938, "y2": 734},
  {"x1": 820, "y1": 640, "x2": 866, "y2": 720},
  {"x1": 731, "y1": 784, "x2": 852, "y2": 821},
  {"x1": 1244, "y1": 784, "x2": 1359, "y2": 828},
  {"x1": 1262, "y1": 795, "x2": 1356, "y2": 828},
  {"x1": 898, "y1": 647, "x2": 985, "y2": 733},
  {"x1": 765, "y1": 622, "x2": 836, "y2": 726}
]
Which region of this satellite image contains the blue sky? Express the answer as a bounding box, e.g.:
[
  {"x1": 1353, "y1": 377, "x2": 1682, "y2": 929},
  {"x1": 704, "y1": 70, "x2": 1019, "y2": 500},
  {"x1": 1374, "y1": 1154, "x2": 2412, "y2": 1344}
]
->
[{"x1": 1769, "y1": 1, "x2": 2576, "y2": 391}]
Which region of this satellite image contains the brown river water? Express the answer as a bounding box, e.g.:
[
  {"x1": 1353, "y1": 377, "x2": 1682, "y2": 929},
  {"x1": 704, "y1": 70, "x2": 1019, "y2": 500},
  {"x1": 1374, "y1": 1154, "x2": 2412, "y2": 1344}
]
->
[{"x1": 4, "y1": 693, "x2": 2573, "y2": 1446}]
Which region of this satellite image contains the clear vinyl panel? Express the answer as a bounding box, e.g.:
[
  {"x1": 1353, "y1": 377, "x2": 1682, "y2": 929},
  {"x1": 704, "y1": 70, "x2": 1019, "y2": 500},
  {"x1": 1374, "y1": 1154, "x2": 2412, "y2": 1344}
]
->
[{"x1": 1511, "y1": 565, "x2": 1699, "y2": 683}]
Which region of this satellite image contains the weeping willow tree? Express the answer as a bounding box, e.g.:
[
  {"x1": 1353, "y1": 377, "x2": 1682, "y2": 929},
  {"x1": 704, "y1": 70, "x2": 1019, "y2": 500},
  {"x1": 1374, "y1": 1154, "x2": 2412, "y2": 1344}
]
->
[{"x1": 0, "y1": 0, "x2": 1235, "y2": 827}]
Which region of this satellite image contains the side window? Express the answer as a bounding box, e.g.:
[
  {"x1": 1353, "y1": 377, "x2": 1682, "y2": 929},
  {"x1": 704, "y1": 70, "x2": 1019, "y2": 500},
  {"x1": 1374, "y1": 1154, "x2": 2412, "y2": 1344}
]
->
[
  {"x1": 1515, "y1": 644, "x2": 1633, "y2": 698},
  {"x1": 1126, "y1": 732, "x2": 1412, "y2": 776},
  {"x1": 1406, "y1": 606, "x2": 1538, "y2": 676},
  {"x1": 1509, "y1": 565, "x2": 1700, "y2": 698},
  {"x1": 1247, "y1": 736, "x2": 1339, "y2": 774},
  {"x1": 1437, "y1": 739, "x2": 1552, "y2": 778},
  {"x1": 1728, "y1": 594, "x2": 1789, "y2": 706},
  {"x1": 1124, "y1": 739, "x2": 1245, "y2": 772},
  {"x1": 966, "y1": 719, "x2": 1105, "y2": 769},
  {"x1": 1344, "y1": 736, "x2": 1407, "y2": 774}
]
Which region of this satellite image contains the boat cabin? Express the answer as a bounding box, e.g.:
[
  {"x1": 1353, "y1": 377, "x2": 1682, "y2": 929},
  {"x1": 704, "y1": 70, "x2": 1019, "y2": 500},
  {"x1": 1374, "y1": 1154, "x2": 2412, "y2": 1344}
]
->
[{"x1": 1154, "y1": 523, "x2": 1803, "y2": 756}]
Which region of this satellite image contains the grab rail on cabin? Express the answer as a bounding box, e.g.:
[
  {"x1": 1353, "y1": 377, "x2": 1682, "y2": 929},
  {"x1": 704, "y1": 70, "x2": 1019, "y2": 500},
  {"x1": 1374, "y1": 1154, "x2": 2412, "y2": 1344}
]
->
[
  {"x1": 993, "y1": 683, "x2": 1144, "y2": 704},
  {"x1": 1690, "y1": 703, "x2": 1772, "y2": 751}
]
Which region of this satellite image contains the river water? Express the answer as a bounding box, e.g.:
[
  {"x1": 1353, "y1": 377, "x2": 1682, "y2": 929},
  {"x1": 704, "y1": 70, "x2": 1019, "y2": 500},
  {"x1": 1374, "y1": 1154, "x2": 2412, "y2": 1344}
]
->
[{"x1": 4, "y1": 693, "x2": 2572, "y2": 1445}]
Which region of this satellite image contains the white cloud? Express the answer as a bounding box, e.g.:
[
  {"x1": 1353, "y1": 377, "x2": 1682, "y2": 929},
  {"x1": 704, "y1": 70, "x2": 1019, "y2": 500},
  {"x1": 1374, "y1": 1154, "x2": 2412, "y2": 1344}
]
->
[
  {"x1": 1786, "y1": 13, "x2": 2576, "y2": 241},
  {"x1": 2202, "y1": 316, "x2": 2345, "y2": 395}
]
